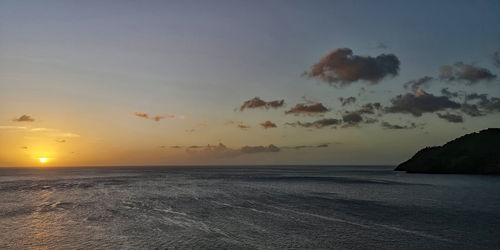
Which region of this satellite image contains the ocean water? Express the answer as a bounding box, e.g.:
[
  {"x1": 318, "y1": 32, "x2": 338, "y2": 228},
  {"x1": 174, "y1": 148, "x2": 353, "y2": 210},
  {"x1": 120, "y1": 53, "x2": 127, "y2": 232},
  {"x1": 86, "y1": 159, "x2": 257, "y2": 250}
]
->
[{"x1": 0, "y1": 166, "x2": 499, "y2": 249}]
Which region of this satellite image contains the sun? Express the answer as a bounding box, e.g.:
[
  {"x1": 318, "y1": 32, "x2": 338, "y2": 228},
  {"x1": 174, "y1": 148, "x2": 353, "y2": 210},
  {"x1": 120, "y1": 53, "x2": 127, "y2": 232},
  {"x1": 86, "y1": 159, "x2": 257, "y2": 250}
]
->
[{"x1": 39, "y1": 158, "x2": 47, "y2": 163}]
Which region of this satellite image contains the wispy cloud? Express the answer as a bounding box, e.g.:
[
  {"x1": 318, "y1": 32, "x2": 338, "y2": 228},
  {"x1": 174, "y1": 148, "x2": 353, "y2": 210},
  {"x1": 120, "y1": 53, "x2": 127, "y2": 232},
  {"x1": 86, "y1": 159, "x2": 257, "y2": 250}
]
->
[
  {"x1": 0, "y1": 126, "x2": 27, "y2": 130},
  {"x1": 381, "y1": 121, "x2": 417, "y2": 130},
  {"x1": 286, "y1": 118, "x2": 341, "y2": 128},
  {"x1": 226, "y1": 121, "x2": 250, "y2": 130},
  {"x1": 404, "y1": 76, "x2": 433, "y2": 91},
  {"x1": 439, "y1": 62, "x2": 496, "y2": 84},
  {"x1": 133, "y1": 112, "x2": 175, "y2": 122},
  {"x1": 436, "y1": 112, "x2": 464, "y2": 123},
  {"x1": 12, "y1": 115, "x2": 35, "y2": 122}
]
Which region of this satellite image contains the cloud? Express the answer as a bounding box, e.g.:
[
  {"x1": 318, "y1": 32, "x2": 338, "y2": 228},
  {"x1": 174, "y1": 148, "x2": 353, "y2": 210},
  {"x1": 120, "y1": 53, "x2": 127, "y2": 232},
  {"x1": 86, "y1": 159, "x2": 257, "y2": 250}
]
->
[
  {"x1": 0, "y1": 126, "x2": 27, "y2": 130},
  {"x1": 133, "y1": 112, "x2": 149, "y2": 119},
  {"x1": 240, "y1": 97, "x2": 285, "y2": 111},
  {"x1": 342, "y1": 112, "x2": 363, "y2": 126},
  {"x1": 171, "y1": 143, "x2": 281, "y2": 157},
  {"x1": 460, "y1": 103, "x2": 484, "y2": 117},
  {"x1": 260, "y1": 120, "x2": 277, "y2": 129},
  {"x1": 439, "y1": 89, "x2": 500, "y2": 116},
  {"x1": 440, "y1": 88, "x2": 463, "y2": 99},
  {"x1": 58, "y1": 133, "x2": 80, "y2": 138},
  {"x1": 303, "y1": 48, "x2": 400, "y2": 86},
  {"x1": 12, "y1": 115, "x2": 35, "y2": 122},
  {"x1": 459, "y1": 92, "x2": 500, "y2": 114},
  {"x1": 287, "y1": 118, "x2": 341, "y2": 128},
  {"x1": 240, "y1": 144, "x2": 280, "y2": 154},
  {"x1": 226, "y1": 121, "x2": 250, "y2": 130},
  {"x1": 55, "y1": 139, "x2": 66, "y2": 143},
  {"x1": 339, "y1": 96, "x2": 357, "y2": 106},
  {"x1": 404, "y1": 76, "x2": 433, "y2": 91},
  {"x1": 436, "y1": 112, "x2": 464, "y2": 123},
  {"x1": 364, "y1": 117, "x2": 379, "y2": 124},
  {"x1": 381, "y1": 121, "x2": 417, "y2": 130},
  {"x1": 357, "y1": 102, "x2": 382, "y2": 114},
  {"x1": 21, "y1": 146, "x2": 28, "y2": 150},
  {"x1": 467, "y1": 95, "x2": 500, "y2": 113},
  {"x1": 439, "y1": 62, "x2": 496, "y2": 84},
  {"x1": 31, "y1": 128, "x2": 56, "y2": 132},
  {"x1": 285, "y1": 103, "x2": 328, "y2": 115},
  {"x1": 133, "y1": 112, "x2": 174, "y2": 122},
  {"x1": 197, "y1": 123, "x2": 208, "y2": 127},
  {"x1": 282, "y1": 143, "x2": 331, "y2": 150},
  {"x1": 237, "y1": 124, "x2": 251, "y2": 130},
  {"x1": 385, "y1": 89, "x2": 461, "y2": 117}
]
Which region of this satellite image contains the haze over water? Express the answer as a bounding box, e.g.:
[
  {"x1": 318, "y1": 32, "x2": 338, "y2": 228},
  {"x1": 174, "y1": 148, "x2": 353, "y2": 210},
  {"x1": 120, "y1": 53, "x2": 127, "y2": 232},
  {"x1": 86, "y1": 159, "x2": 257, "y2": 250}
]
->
[{"x1": 1, "y1": 166, "x2": 499, "y2": 249}]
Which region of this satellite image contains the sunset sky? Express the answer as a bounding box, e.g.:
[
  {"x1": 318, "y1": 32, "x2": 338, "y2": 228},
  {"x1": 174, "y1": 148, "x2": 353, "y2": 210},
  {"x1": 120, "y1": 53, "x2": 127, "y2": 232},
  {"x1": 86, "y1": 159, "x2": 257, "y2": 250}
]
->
[{"x1": 1, "y1": 0, "x2": 500, "y2": 166}]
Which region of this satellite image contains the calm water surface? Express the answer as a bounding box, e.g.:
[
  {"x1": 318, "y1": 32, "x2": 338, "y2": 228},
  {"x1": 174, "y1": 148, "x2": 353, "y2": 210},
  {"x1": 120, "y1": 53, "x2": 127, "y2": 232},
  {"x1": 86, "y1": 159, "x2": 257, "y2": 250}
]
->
[{"x1": 0, "y1": 166, "x2": 499, "y2": 249}]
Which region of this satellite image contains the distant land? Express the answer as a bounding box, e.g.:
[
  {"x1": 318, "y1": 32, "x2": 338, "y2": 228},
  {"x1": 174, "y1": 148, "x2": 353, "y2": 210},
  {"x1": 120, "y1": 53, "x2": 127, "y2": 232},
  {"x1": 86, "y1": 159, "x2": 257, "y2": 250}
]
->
[{"x1": 395, "y1": 128, "x2": 500, "y2": 174}]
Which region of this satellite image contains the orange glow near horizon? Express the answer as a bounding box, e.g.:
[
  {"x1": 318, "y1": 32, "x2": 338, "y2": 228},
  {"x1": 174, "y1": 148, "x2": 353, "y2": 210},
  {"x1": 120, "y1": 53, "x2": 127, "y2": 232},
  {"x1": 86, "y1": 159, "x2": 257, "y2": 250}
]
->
[{"x1": 39, "y1": 158, "x2": 47, "y2": 163}]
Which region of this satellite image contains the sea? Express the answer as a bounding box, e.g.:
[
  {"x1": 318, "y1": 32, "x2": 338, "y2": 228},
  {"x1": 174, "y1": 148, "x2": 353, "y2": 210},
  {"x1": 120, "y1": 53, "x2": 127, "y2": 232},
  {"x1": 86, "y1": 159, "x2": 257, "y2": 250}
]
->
[{"x1": 0, "y1": 165, "x2": 499, "y2": 249}]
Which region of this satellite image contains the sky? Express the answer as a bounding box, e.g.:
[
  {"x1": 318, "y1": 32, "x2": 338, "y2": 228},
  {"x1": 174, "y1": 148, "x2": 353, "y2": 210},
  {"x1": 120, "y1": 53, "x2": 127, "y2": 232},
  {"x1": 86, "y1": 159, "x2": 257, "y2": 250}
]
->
[{"x1": 1, "y1": 0, "x2": 500, "y2": 167}]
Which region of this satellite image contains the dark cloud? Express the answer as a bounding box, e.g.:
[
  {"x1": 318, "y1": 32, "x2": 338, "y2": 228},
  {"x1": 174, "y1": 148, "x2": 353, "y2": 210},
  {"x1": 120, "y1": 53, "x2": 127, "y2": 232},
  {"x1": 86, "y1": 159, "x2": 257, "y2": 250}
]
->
[
  {"x1": 21, "y1": 146, "x2": 28, "y2": 150},
  {"x1": 436, "y1": 113, "x2": 464, "y2": 123},
  {"x1": 285, "y1": 103, "x2": 329, "y2": 115},
  {"x1": 404, "y1": 76, "x2": 433, "y2": 91},
  {"x1": 364, "y1": 117, "x2": 379, "y2": 124},
  {"x1": 440, "y1": 89, "x2": 500, "y2": 116},
  {"x1": 133, "y1": 112, "x2": 174, "y2": 121},
  {"x1": 385, "y1": 89, "x2": 461, "y2": 117},
  {"x1": 283, "y1": 143, "x2": 331, "y2": 150},
  {"x1": 241, "y1": 144, "x2": 280, "y2": 154},
  {"x1": 303, "y1": 48, "x2": 400, "y2": 86},
  {"x1": 260, "y1": 120, "x2": 277, "y2": 129},
  {"x1": 12, "y1": 115, "x2": 35, "y2": 122},
  {"x1": 171, "y1": 143, "x2": 280, "y2": 156},
  {"x1": 439, "y1": 62, "x2": 496, "y2": 84},
  {"x1": 460, "y1": 103, "x2": 484, "y2": 117},
  {"x1": 358, "y1": 102, "x2": 382, "y2": 114},
  {"x1": 440, "y1": 88, "x2": 463, "y2": 99},
  {"x1": 462, "y1": 93, "x2": 500, "y2": 114},
  {"x1": 381, "y1": 121, "x2": 417, "y2": 130},
  {"x1": 476, "y1": 97, "x2": 500, "y2": 113},
  {"x1": 133, "y1": 112, "x2": 149, "y2": 119},
  {"x1": 240, "y1": 97, "x2": 285, "y2": 111},
  {"x1": 465, "y1": 93, "x2": 489, "y2": 103},
  {"x1": 342, "y1": 112, "x2": 363, "y2": 125},
  {"x1": 287, "y1": 118, "x2": 342, "y2": 128},
  {"x1": 339, "y1": 96, "x2": 357, "y2": 106}
]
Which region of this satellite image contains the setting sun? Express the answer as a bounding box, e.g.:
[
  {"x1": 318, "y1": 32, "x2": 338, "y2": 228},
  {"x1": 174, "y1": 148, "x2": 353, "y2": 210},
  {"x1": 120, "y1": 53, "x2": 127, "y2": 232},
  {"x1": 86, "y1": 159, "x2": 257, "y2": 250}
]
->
[{"x1": 39, "y1": 158, "x2": 47, "y2": 163}]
